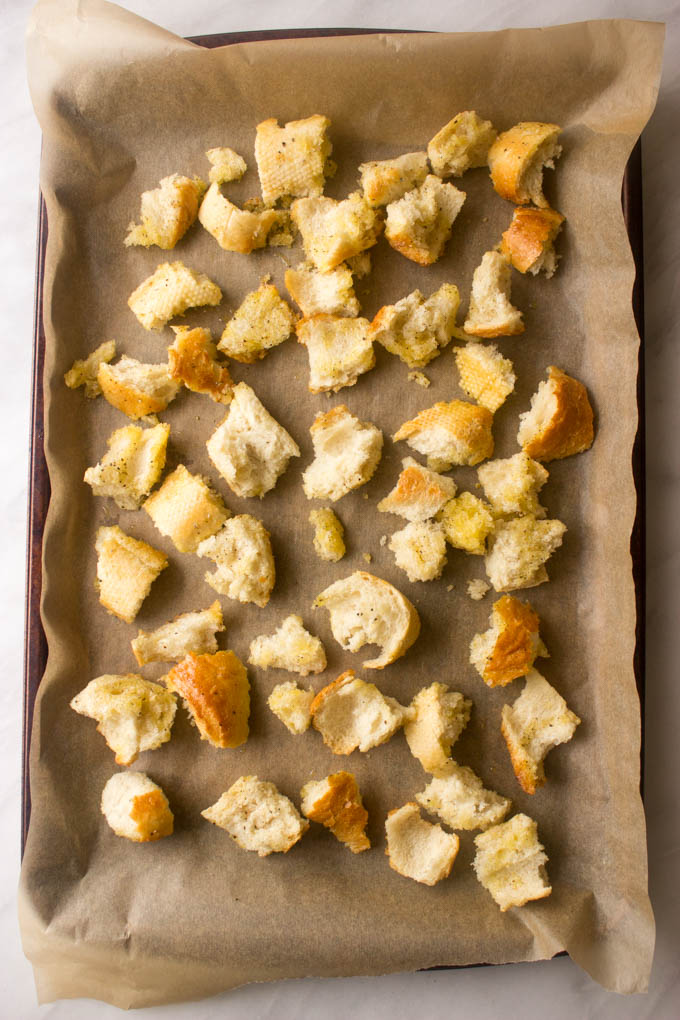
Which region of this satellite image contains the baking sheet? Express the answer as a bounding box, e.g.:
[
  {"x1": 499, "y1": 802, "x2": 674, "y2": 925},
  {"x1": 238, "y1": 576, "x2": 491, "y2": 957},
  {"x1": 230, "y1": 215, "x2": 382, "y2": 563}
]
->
[{"x1": 20, "y1": 0, "x2": 663, "y2": 1006}]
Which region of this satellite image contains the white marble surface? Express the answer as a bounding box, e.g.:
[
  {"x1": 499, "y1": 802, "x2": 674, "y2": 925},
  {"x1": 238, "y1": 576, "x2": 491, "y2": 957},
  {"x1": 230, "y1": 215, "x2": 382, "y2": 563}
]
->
[{"x1": 2, "y1": 0, "x2": 678, "y2": 1015}]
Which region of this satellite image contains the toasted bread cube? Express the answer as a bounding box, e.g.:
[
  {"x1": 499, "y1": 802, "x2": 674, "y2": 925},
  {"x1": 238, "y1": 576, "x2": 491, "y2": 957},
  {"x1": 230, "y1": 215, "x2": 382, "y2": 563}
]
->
[
  {"x1": 310, "y1": 669, "x2": 410, "y2": 752},
  {"x1": 97, "y1": 356, "x2": 180, "y2": 420},
  {"x1": 404, "y1": 683, "x2": 471, "y2": 773},
  {"x1": 164, "y1": 650, "x2": 250, "y2": 748},
  {"x1": 101, "y1": 772, "x2": 174, "y2": 842},
  {"x1": 488, "y1": 122, "x2": 562, "y2": 208},
  {"x1": 394, "y1": 400, "x2": 494, "y2": 471},
  {"x1": 468, "y1": 579, "x2": 491, "y2": 600},
  {"x1": 205, "y1": 146, "x2": 247, "y2": 185},
  {"x1": 464, "y1": 251, "x2": 524, "y2": 338},
  {"x1": 314, "y1": 571, "x2": 420, "y2": 669},
  {"x1": 501, "y1": 669, "x2": 580, "y2": 793},
  {"x1": 385, "y1": 802, "x2": 459, "y2": 886},
  {"x1": 70, "y1": 674, "x2": 177, "y2": 765},
  {"x1": 302, "y1": 405, "x2": 382, "y2": 502},
  {"x1": 359, "y1": 151, "x2": 429, "y2": 206},
  {"x1": 168, "y1": 326, "x2": 233, "y2": 403},
  {"x1": 297, "y1": 314, "x2": 374, "y2": 393},
  {"x1": 378, "y1": 457, "x2": 456, "y2": 523},
  {"x1": 500, "y1": 206, "x2": 565, "y2": 277},
  {"x1": 198, "y1": 183, "x2": 278, "y2": 253},
  {"x1": 369, "y1": 283, "x2": 461, "y2": 369},
  {"x1": 309, "y1": 507, "x2": 346, "y2": 562},
  {"x1": 301, "y1": 772, "x2": 370, "y2": 853},
  {"x1": 291, "y1": 193, "x2": 382, "y2": 272},
  {"x1": 202, "y1": 776, "x2": 308, "y2": 855},
  {"x1": 249, "y1": 615, "x2": 326, "y2": 676},
  {"x1": 95, "y1": 525, "x2": 168, "y2": 624},
  {"x1": 416, "y1": 761, "x2": 511, "y2": 831},
  {"x1": 128, "y1": 261, "x2": 222, "y2": 332},
  {"x1": 385, "y1": 175, "x2": 465, "y2": 266},
  {"x1": 437, "y1": 492, "x2": 495, "y2": 556},
  {"x1": 478, "y1": 452, "x2": 549, "y2": 518},
  {"x1": 84, "y1": 423, "x2": 169, "y2": 511},
  {"x1": 485, "y1": 515, "x2": 566, "y2": 592},
  {"x1": 389, "y1": 521, "x2": 447, "y2": 582},
  {"x1": 64, "y1": 340, "x2": 116, "y2": 398},
  {"x1": 125, "y1": 174, "x2": 206, "y2": 249},
  {"x1": 197, "y1": 514, "x2": 275, "y2": 607},
  {"x1": 285, "y1": 261, "x2": 360, "y2": 318},
  {"x1": 255, "y1": 115, "x2": 332, "y2": 206},
  {"x1": 219, "y1": 283, "x2": 295, "y2": 364},
  {"x1": 428, "y1": 111, "x2": 497, "y2": 178},
  {"x1": 132, "y1": 601, "x2": 225, "y2": 666},
  {"x1": 473, "y1": 813, "x2": 551, "y2": 910},
  {"x1": 143, "y1": 465, "x2": 229, "y2": 554},
  {"x1": 517, "y1": 366, "x2": 594, "y2": 462},
  {"x1": 268, "y1": 682, "x2": 314, "y2": 734},
  {"x1": 455, "y1": 342, "x2": 516, "y2": 413},
  {"x1": 470, "y1": 595, "x2": 547, "y2": 688},
  {"x1": 206, "y1": 382, "x2": 300, "y2": 499}
]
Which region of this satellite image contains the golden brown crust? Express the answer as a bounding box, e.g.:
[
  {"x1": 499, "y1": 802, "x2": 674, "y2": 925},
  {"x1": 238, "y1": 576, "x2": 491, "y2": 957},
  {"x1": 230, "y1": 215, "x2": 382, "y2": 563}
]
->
[
  {"x1": 488, "y1": 122, "x2": 561, "y2": 206},
  {"x1": 500, "y1": 207, "x2": 565, "y2": 273},
  {"x1": 500, "y1": 715, "x2": 540, "y2": 794},
  {"x1": 96, "y1": 364, "x2": 167, "y2": 418},
  {"x1": 385, "y1": 234, "x2": 435, "y2": 267},
  {"x1": 164, "y1": 650, "x2": 250, "y2": 749},
  {"x1": 309, "y1": 670, "x2": 354, "y2": 719},
  {"x1": 304, "y1": 772, "x2": 370, "y2": 853},
  {"x1": 522, "y1": 366, "x2": 594, "y2": 461},
  {"x1": 484, "y1": 596, "x2": 541, "y2": 687},
  {"x1": 129, "y1": 790, "x2": 175, "y2": 841},
  {"x1": 168, "y1": 327, "x2": 233, "y2": 403},
  {"x1": 393, "y1": 400, "x2": 494, "y2": 466}
]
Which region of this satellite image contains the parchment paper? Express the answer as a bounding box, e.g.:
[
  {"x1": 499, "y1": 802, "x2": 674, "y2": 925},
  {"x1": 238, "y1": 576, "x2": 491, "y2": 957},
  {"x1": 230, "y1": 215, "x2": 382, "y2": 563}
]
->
[{"x1": 20, "y1": 0, "x2": 664, "y2": 1006}]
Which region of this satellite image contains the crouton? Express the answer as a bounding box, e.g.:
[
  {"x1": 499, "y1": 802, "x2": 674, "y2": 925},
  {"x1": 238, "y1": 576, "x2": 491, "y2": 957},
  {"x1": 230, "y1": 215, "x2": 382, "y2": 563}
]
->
[
  {"x1": 125, "y1": 174, "x2": 206, "y2": 249},
  {"x1": 197, "y1": 514, "x2": 274, "y2": 607},
  {"x1": 285, "y1": 261, "x2": 360, "y2": 318},
  {"x1": 70, "y1": 674, "x2": 177, "y2": 765},
  {"x1": 291, "y1": 192, "x2": 382, "y2": 272},
  {"x1": 205, "y1": 146, "x2": 247, "y2": 185},
  {"x1": 437, "y1": 492, "x2": 495, "y2": 556},
  {"x1": 384, "y1": 175, "x2": 465, "y2": 265},
  {"x1": 309, "y1": 507, "x2": 346, "y2": 562},
  {"x1": 198, "y1": 184, "x2": 278, "y2": 253},
  {"x1": 469, "y1": 595, "x2": 546, "y2": 688},
  {"x1": 378, "y1": 457, "x2": 456, "y2": 522},
  {"x1": 385, "y1": 803, "x2": 459, "y2": 886},
  {"x1": 488, "y1": 122, "x2": 562, "y2": 207},
  {"x1": 310, "y1": 669, "x2": 410, "y2": 753},
  {"x1": 473, "y1": 813, "x2": 551, "y2": 910},
  {"x1": 428, "y1": 111, "x2": 497, "y2": 177},
  {"x1": 268, "y1": 682, "x2": 314, "y2": 734},
  {"x1": 206, "y1": 382, "x2": 300, "y2": 498},
  {"x1": 297, "y1": 314, "x2": 374, "y2": 393},
  {"x1": 404, "y1": 682, "x2": 471, "y2": 773},
  {"x1": 203, "y1": 776, "x2": 308, "y2": 855},
  {"x1": 163, "y1": 649, "x2": 250, "y2": 749},
  {"x1": 369, "y1": 283, "x2": 461, "y2": 369},
  {"x1": 500, "y1": 206, "x2": 565, "y2": 276},
  {"x1": 485, "y1": 515, "x2": 566, "y2": 592},
  {"x1": 249, "y1": 615, "x2": 326, "y2": 676},
  {"x1": 517, "y1": 366, "x2": 594, "y2": 461},
  {"x1": 359, "y1": 151, "x2": 429, "y2": 206},
  {"x1": 101, "y1": 772, "x2": 174, "y2": 842},
  {"x1": 64, "y1": 340, "x2": 116, "y2": 398},
  {"x1": 132, "y1": 601, "x2": 225, "y2": 666},
  {"x1": 302, "y1": 405, "x2": 382, "y2": 502},
  {"x1": 255, "y1": 114, "x2": 332, "y2": 205},
  {"x1": 393, "y1": 400, "x2": 494, "y2": 471},
  {"x1": 168, "y1": 326, "x2": 233, "y2": 403},
  {"x1": 416, "y1": 761, "x2": 511, "y2": 831},
  {"x1": 128, "y1": 261, "x2": 222, "y2": 332},
  {"x1": 218, "y1": 283, "x2": 295, "y2": 364},
  {"x1": 477, "y1": 452, "x2": 549, "y2": 518},
  {"x1": 142, "y1": 464, "x2": 228, "y2": 554},
  {"x1": 84, "y1": 423, "x2": 169, "y2": 510},
  {"x1": 389, "y1": 521, "x2": 447, "y2": 582},
  {"x1": 97, "y1": 356, "x2": 180, "y2": 419},
  {"x1": 463, "y1": 251, "x2": 524, "y2": 338},
  {"x1": 455, "y1": 342, "x2": 516, "y2": 413},
  {"x1": 501, "y1": 669, "x2": 580, "y2": 794},
  {"x1": 95, "y1": 525, "x2": 168, "y2": 624},
  {"x1": 314, "y1": 571, "x2": 420, "y2": 669},
  {"x1": 301, "y1": 772, "x2": 370, "y2": 853}
]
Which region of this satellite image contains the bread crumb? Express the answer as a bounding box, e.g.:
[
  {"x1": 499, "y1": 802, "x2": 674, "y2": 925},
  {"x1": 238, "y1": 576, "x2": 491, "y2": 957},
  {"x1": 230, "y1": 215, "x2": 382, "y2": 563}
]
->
[
  {"x1": 408, "y1": 370, "x2": 431, "y2": 388},
  {"x1": 467, "y1": 579, "x2": 490, "y2": 601},
  {"x1": 362, "y1": 552, "x2": 372, "y2": 563}
]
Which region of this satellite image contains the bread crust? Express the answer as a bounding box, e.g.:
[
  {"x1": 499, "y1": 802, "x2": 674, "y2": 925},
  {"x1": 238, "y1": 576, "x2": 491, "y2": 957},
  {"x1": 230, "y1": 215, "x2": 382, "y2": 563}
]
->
[
  {"x1": 500, "y1": 206, "x2": 565, "y2": 274},
  {"x1": 520, "y1": 366, "x2": 594, "y2": 461},
  {"x1": 482, "y1": 596, "x2": 542, "y2": 687},
  {"x1": 301, "y1": 771, "x2": 370, "y2": 853},
  {"x1": 168, "y1": 326, "x2": 233, "y2": 403},
  {"x1": 393, "y1": 400, "x2": 494, "y2": 469},
  {"x1": 488, "y1": 122, "x2": 561, "y2": 206},
  {"x1": 163, "y1": 650, "x2": 250, "y2": 749}
]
